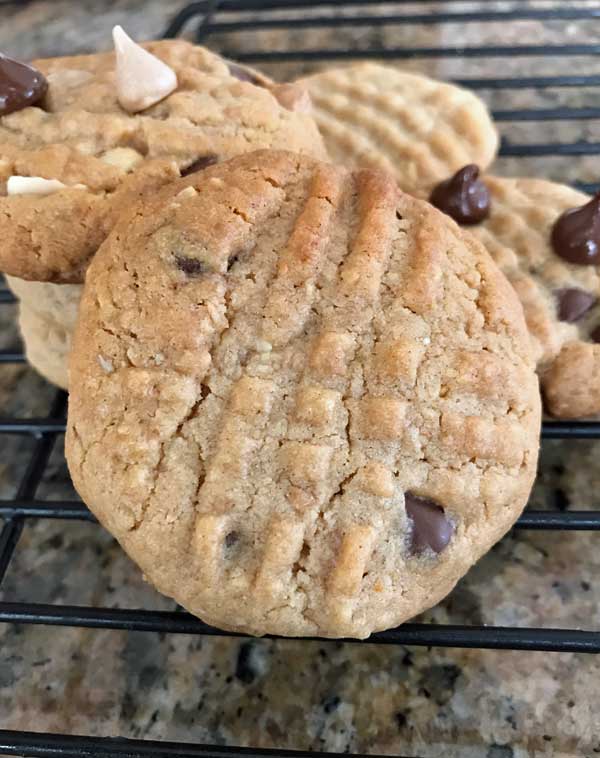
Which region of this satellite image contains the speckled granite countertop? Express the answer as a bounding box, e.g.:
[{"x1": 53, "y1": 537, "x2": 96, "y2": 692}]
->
[{"x1": 1, "y1": 2, "x2": 600, "y2": 756}]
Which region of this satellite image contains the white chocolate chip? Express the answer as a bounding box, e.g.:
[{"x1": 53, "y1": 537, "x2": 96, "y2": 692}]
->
[
  {"x1": 112, "y1": 25, "x2": 177, "y2": 113},
  {"x1": 176, "y1": 186, "x2": 198, "y2": 199},
  {"x1": 6, "y1": 176, "x2": 87, "y2": 196},
  {"x1": 101, "y1": 147, "x2": 144, "y2": 172},
  {"x1": 97, "y1": 355, "x2": 114, "y2": 373},
  {"x1": 423, "y1": 336, "x2": 431, "y2": 346}
]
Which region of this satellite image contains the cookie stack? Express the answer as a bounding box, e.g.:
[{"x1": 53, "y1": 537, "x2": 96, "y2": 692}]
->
[
  {"x1": 6, "y1": 26, "x2": 593, "y2": 638},
  {"x1": 0, "y1": 31, "x2": 326, "y2": 387}
]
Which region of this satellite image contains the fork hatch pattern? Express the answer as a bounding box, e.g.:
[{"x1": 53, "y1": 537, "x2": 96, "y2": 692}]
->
[{"x1": 1, "y1": 1, "x2": 600, "y2": 756}]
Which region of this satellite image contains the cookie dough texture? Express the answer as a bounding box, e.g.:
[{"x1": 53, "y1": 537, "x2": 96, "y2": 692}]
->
[
  {"x1": 0, "y1": 39, "x2": 326, "y2": 283},
  {"x1": 472, "y1": 177, "x2": 600, "y2": 418},
  {"x1": 298, "y1": 63, "x2": 498, "y2": 197},
  {"x1": 66, "y1": 151, "x2": 540, "y2": 638},
  {"x1": 5, "y1": 276, "x2": 80, "y2": 388}
]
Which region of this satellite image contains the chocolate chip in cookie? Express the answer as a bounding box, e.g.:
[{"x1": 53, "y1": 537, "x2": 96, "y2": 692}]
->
[
  {"x1": 430, "y1": 165, "x2": 491, "y2": 225},
  {"x1": 555, "y1": 288, "x2": 596, "y2": 323},
  {"x1": 0, "y1": 54, "x2": 47, "y2": 115},
  {"x1": 181, "y1": 154, "x2": 219, "y2": 176},
  {"x1": 0, "y1": 38, "x2": 326, "y2": 285},
  {"x1": 468, "y1": 176, "x2": 600, "y2": 417},
  {"x1": 175, "y1": 256, "x2": 207, "y2": 276},
  {"x1": 551, "y1": 193, "x2": 600, "y2": 265},
  {"x1": 405, "y1": 492, "x2": 453, "y2": 555}
]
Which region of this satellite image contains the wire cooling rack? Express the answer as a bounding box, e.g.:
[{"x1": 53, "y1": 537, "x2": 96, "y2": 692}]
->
[{"x1": 2, "y1": 1, "x2": 600, "y2": 756}]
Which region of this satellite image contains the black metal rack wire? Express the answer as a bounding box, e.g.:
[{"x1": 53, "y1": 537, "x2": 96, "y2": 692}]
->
[{"x1": 1, "y1": 1, "x2": 600, "y2": 756}]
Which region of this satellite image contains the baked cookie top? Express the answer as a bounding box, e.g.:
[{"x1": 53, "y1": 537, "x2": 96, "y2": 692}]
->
[
  {"x1": 66, "y1": 150, "x2": 540, "y2": 639},
  {"x1": 298, "y1": 62, "x2": 498, "y2": 197},
  {"x1": 0, "y1": 38, "x2": 326, "y2": 284},
  {"x1": 465, "y1": 175, "x2": 600, "y2": 418}
]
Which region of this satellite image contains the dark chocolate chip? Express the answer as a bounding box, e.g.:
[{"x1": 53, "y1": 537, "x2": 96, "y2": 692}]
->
[
  {"x1": 225, "y1": 531, "x2": 239, "y2": 548},
  {"x1": 228, "y1": 62, "x2": 264, "y2": 87},
  {"x1": 405, "y1": 491, "x2": 453, "y2": 554},
  {"x1": 429, "y1": 164, "x2": 491, "y2": 226},
  {"x1": 227, "y1": 252, "x2": 240, "y2": 271},
  {"x1": 591, "y1": 325, "x2": 600, "y2": 343},
  {"x1": 551, "y1": 193, "x2": 600, "y2": 265},
  {"x1": 181, "y1": 154, "x2": 218, "y2": 176},
  {"x1": 555, "y1": 287, "x2": 596, "y2": 322},
  {"x1": 0, "y1": 54, "x2": 47, "y2": 116},
  {"x1": 175, "y1": 256, "x2": 206, "y2": 276}
]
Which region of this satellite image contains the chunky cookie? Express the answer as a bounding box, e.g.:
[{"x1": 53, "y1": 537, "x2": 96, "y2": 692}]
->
[
  {"x1": 431, "y1": 170, "x2": 600, "y2": 418},
  {"x1": 6, "y1": 276, "x2": 80, "y2": 388},
  {"x1": 66, "y1": 150, "x2": 540, "y2": 638},
  {"x1": 298, "y1": 62, "x2": 498, "y2": 197},
  {"x1": 0, "y1": 34, "x2": 326, "y2": 283}
]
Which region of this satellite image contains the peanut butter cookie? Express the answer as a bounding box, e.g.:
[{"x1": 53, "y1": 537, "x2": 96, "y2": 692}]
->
[
  {"x1": 0, "y1": 38, "x2": 326, "y2": 284},
  {"x1": 5, "y1": 275, "x2": 80, "y2": 388},
  {"x1": 298, "y1": 63, "x2": 498, "y2": 197},
  {"x1": 66, "y1": 151, "x2": 540, "y2": 638},
  {"x1": 431, "y1": 169, "x2": 600, "y2": 419}
]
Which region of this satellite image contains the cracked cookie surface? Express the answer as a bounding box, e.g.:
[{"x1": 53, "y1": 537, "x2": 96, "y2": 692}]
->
[
  {"x1": 471, "y1": 176, "x2": 600, "y2": 418},
  {"x1": 298, "y1": 62, "x2": 498, "y2": 198},
  {"x1": 0, "y1": 39, "x2": 326, "y2": 283},
  {"x1": 66, "y1": 150, "x2": 540, "y2": 638}
]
